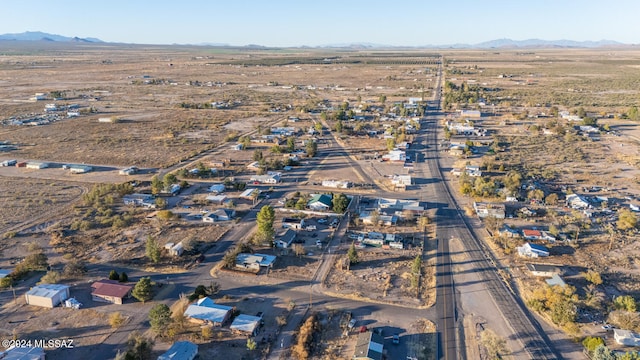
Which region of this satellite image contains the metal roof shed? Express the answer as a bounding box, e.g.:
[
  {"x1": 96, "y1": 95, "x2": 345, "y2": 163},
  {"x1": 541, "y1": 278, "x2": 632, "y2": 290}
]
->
[{"x1": 25, "y1": 284, "x2": 70, "y2": 308}]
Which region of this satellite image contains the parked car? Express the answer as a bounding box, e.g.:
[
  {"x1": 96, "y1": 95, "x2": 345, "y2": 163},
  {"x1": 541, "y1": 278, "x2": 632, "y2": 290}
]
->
[
  {"x1": 602, "y1": 324, "x2": 613, "y2": 330},
  {"x1": 306, "y1": 225, "x2": 317, "y2": 231},
  {"x1": 392, "y1": 334, "x2": 400, "y2": 344},
  {"x1": 348, "y1": 319, "x2": 357, "y2": 329},
  {"x1": 317, "y1": 218, "x2": 328, "y2": 224},
  {"x1": 195, "y1": 254, "x2": 205, "y2": 264}
]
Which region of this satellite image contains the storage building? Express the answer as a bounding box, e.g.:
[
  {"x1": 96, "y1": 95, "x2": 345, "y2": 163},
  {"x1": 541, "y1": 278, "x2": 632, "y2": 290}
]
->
[
  {"x1": 157, "y1": 341, "x2": 198, "y2": 360},
  {"x1": 25, "y1": 284, "x2": 70, "y2": 308}
]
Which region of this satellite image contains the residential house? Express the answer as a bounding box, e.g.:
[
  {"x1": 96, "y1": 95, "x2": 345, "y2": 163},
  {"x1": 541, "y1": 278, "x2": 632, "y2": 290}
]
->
[
  {"x1": 465, "y1": 165, "x2": 482, "y2": 177},
  {"x1": 208, "y1": 184, "x2": 226, "y2": 194},
  {"x1": 0, "y1": 269, "x2": 11, "y2": 279},
  {"x1": 0, "y1": 346, "x2": 45, "y2": 360},
  {"x1": 206, "y1": 194, "x2": 227, "y2": 204},
  {"x1": 391, "y1": 175, "x2": 412, "y2": 189},
  {"x1": 499, "y1": 225, "x2": 520, "y2": 238},
  {"x1": 239, "y1": 188, "x2": 259, "y2": 200},
  {"x1": 381, "y1": 150, "x2": 406, "y2": 162},
  {"x1": 235, "y1": 253, "x2": 276, "y2": 271},
  {"x1": 359, "y1": 211, "x2": 397, "y2": 226},
  {"x1": 157, "y1": 341, "x2": 198, "y2": 360},
  {"x1": 250, "y1": 173, "x2": 281, "y2": 184},
  {"x1": 66, "y1": 164, "x2": 92, "y2": 174},
  {"x1": 231, "y1": 144, "x2": 244, "y2": 151},
  {"x1": 473, "y1": 202, "x2": 506, "y2": 219},
  {"x1": 211, "y1": 208, "x2": 236, "y2": 221},
  {"x1": 566, "y1": 194, "x2": 590, "y2": 209},
  {"x1": 353, "y1": 331, "x2": 384, "y2": 360},
  {"x1": 307, "y1": 194, "x2": 333, "y2": 211},
  {"x1": 525, "y1": 263, "x2": 561, "y2": 277},
  {"x1": 614, "y1": 329, "x2": 640, "y2": 347},
  {"x1": 25, "y1": 284, "x2": 70, "y2": 308},
  {"x1": 230, "y1": 314, "x2": 262, "y2": 336},
  {"x1": 522, "y1": 229, "x2": 543, "y2": 240},
  {"x1": 123, "y1": 194, "x2": 156, "y2": 208},
  {"x1": 282, "y1": 217, "x2": 306, "y2": 229},
  {"x1": 91, "y1": 279, "x2": 133, "y2": 305},
  {"x1": 517, "y1": 243, "x2": 550, "y2": 258},
  {"x1": 518, "y1": 207, "x2": 537, "y2": 218},
  {"x1": 275, "y1": 229, "x2": 297, "y2": 249},
  {"x1": 184, "y1": 297, "x2": 233, "y2": 326}
]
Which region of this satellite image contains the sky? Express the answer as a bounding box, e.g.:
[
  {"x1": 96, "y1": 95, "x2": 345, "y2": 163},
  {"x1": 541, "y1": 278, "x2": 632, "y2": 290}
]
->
[{"x1": 2, "y1": 0, "x2": 639, "y2": 46}]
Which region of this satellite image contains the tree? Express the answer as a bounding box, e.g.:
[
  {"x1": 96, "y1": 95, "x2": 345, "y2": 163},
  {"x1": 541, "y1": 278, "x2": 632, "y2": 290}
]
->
[
  {"x1": 479, "y1": 330, "x2": 507, "y2": 359},
  {"x1": 576, "y1": 107, "x2": 587, "y2": 118},
  {"x1": 145, "y1": 237, "x2": 161, "y2": 264},
  {"x1": 110, "y1": 312, "x2": 126, "y2": 328},
  {"x1": 617, "y1": 208, "x2": 638, "y2": 231},
  {"x1": 253, "y1": 150, "x2": 263, "y2": 162},
  {"x1": 151, "y1": 175, "x2": 163, "y2": 195},
  {"x1": 582, "y1": 336, "x2": 605, "y2": 353},
  {"x1": 149, "y1": 304, "x2": 172, "y2": 334},
  {"x1": 109, "y1": 270, "x2": 120, "y2": 281},
  {"x1": 334, "y1": 119, "x2": 343, "y2": 133},
  {"x1": 255, "y1": 205, "x2": 275, "y2": 244},
  {"x1": 63, "y1": 260, "x2": 87, "y2": 278},
  {"x1": 246, "y1": 338, "x2": 257, "y2": 351},
  {"x1": 314, "y1": 122, "x2": 323, "y2": 132},
  {"x1": 38, "y1": 271, "x2": 60, "y2": 285},
  {"x1": 614, "y1": 295, "x2": 637, "y2": 312},
  {"x1": 240, "y1": 135, "x2": 251, "y2": 149},
  {"x1": 305, "y1": 140, "x2": 317, "y2": 157},
  {"x1": 386, "y1": 138, "x2": 396, "y2": 151},
  {"x1": 584, "y1": 270, "x2": 603, "y2": 286},
  {"x1": 115, "y1": 332, "x2": 154, "y2": 360},
  {"x1": 286, "y1": 137, "x2": 296, "y2": 152},
  {"x1": 119, "y1": 272, "x2": 128, "y2": 283},
  {"x1": 163, "y1": 173, "x2": 178, "y2": 191},
  {"x1": 132, "y1": 277, "x2": 153, "y2": 303},
  {"x1": 347, "y1": 243, "x2": 359, "y2": 267},
  {"x1": 545, "y1": 193, "x2": 559, "y2": 205},
  {"x1": 592, "y1": 345, "x2": 616, "y2": 360},
  {"x1": 628, "y1": 106, "x2": 639, "y2": 121},
  {"x1": 332, "y1": 193, "x2": 349, "y2": 213},
  {"x1": 156, "y1": 210, "x2": 174, "y2": 220},
  {"x1": 379, "y1": 95, "x2": 386, "y2": 104},
  {"x1": 527, "y1": 189, "x2": 544, "y2": 202},
  {"x1": 293, "y1": 244, "x2": 305, "y2": 257}
]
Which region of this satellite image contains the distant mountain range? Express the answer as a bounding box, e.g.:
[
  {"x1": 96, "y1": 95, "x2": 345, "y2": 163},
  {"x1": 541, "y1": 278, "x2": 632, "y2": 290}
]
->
[
  {"x1": 320, "y1": 38, "x2": 625, "y2": 49},
  {"x1": 0, "y1": 31, "x2": 103, "y2": 43},
  {"x1": 0, "y1": 31, "x2": 627, "y2": 49}
]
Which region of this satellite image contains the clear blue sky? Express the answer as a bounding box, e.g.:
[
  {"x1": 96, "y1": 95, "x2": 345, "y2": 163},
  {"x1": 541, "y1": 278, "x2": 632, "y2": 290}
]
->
[{"x1": 2, "y1": 0, "x2": 639, "y2": 46}]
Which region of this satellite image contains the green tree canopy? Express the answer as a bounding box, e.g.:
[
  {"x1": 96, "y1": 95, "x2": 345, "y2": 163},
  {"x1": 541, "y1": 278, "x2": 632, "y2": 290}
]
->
[
  {"x1": 132, "y1": 277, "x2": 153, "y2": 303},
  {"x1": 148, "y1": 304, "x2": 172, "y2": 334},
  {"x1": 332, "y1": 193, "x2": 349, "y2": 213},
  {"x1": 255, "y1": 205, "x2": 275, "y2": 244},
  {"x1": 614, "y1": 295, "x2": 637, "y2": 312}
]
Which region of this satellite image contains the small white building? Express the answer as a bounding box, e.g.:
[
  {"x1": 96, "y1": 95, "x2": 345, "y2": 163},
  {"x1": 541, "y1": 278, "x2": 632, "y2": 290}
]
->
[
  {"x1": 250, "y1": 173, "x2": 281, "y2": 184},
  {"x1": 230, "y1": 314, "x2": 262, "y2": 336},
  {"x1": 614, "y1": 329, "x2": 640, "y2": 347},
  {"x1": 25, "y1": 162, "x2": 49, "y2": 170},
  {"x1": 184, "y1": 297, "x2": 233, "y2": 326},
  {"x1": 517, "y1": 243, "x2": 550, "y2": 258},
  {"x1": 208, "y1": 184, "x2": 226, "y2": 194},
  {"x1": 169, "y1": 242, "x2": 184, "y2": 257},
  {"x1": 158, "y1": 341, "x2": 198, "y2": 360},
  {"x1": 25, "y1": 284, "x2": 70, "y2": 308},
  {"x1": 391, "y1": 175, "x2": 412, "y2": 188},
  {"x1": 206, "y1": 194, "x2": 227, "y2": 204}
]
